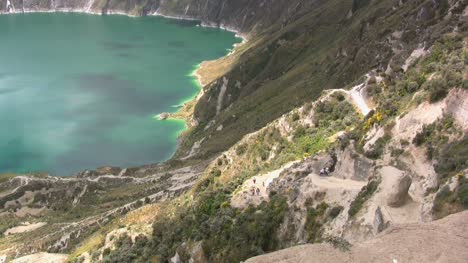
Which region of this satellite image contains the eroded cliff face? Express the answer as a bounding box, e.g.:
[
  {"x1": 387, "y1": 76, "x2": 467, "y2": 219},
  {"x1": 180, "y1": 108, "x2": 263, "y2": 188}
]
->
[
  {"x1": 178, "y1": 0, "x2": 466, "y2": 161},
  {"x1": 0, "y1": 0, "x2": 319, "y2": 34}
]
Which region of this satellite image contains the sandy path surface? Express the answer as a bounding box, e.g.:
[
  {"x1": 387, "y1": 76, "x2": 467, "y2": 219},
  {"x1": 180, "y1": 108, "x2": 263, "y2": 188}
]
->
[
  {"x1": 322, "y1": 73, "x2": 376, "y2": 116},
  {"x1": 308, "y1": 174, "x2": 366, "y2": 191},
  {"x1": 327, "y1": 84, "x2": 371, "y2": 116},
  {"x1": 347, "y1": 83, "x2": 372, "y2": 116}
]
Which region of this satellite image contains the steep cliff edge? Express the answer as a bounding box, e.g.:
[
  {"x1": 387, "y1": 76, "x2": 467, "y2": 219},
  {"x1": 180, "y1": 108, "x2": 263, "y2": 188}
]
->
[
  {"x1": 0, "y1": 0, "x2": 319, "y2": 34},
  {"x1": 246, "y1": 211, "x2": 468, "y2": 263}
]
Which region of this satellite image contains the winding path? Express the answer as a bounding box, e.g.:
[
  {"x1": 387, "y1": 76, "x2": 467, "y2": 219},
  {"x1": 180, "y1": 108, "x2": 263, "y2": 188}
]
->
[{"x1": 325, "y1": 75, "x2": 374, "y2": 116}]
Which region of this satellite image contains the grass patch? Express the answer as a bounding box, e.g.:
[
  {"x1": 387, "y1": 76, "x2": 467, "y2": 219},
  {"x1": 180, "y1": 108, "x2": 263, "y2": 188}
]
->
[
  {"x1": 0, "y1": 174, "x2": 17, "y2": 184},
  {"x1": 433, "y1": 176, "x2": 467, "y2": 219},
  {"x1": 348, "y1": 177, "x2": 381, "y2": 217},
  {"x1": 305, "y1": 202, "x2": 329, "y2": 243}
]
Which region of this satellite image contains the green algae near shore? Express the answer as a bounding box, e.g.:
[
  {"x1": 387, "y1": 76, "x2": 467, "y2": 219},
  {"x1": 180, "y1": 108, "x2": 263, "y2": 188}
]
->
[{"x1": 0, "y1": 13, "x2": 240, "y2": 175}]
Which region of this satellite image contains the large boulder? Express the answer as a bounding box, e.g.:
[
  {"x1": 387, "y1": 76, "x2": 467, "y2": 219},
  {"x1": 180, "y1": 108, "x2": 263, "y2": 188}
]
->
[
  {"x1": 380, "y1": 166, "x2": 412, "y2": 207},
  {"x1": 334, "y1": 145, "x2": 374, "y2": 181}
]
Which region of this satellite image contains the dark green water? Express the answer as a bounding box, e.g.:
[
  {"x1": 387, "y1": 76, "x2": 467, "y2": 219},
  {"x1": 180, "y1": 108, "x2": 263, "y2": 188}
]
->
[{"x1": 0, "y1": 13, "x2": 240, "y2": 175}]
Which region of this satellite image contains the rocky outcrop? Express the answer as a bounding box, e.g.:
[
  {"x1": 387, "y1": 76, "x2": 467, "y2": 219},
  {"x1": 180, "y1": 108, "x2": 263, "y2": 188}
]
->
[
  {"x1": 158, "y1": 112, "x2": 170, "y2": 120},
  {"x1": 334, "y1": 145, "x2": 374, "y2": 181},
  {"x1": 0, "y1": 0, "x2": 323, "y2": 34},
  {"x1": 392, "y1": 89, "x2": 468, "y2": 143},
  {"x1": 381, "y1": 167, "x2": 412, "y2": 208},
  {"x1": 373, "y1": 206, "x2": 386, "y2": 234},
  {"x1": 247, "y1": 211, "x2": 468, "y2": 263}
]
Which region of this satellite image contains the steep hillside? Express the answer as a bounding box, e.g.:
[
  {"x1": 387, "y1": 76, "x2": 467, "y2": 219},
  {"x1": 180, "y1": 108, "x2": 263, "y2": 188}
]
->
[
  {"x1": 65, "y1": 30, "x2": 466, "y2": 262},
  {"x1": 1, "y1": 0, "x2": 321, "y2": 33},
  {"x1": 0, "y1": 0, "x2": 467, "y2": 262},
  {"x1": 170, "y1": 0, "x2": 466, "y2": 162}
]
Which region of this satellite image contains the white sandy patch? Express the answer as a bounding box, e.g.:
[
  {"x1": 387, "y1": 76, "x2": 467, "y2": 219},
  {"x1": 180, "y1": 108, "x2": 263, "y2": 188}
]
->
[
  {"x1": 15, "y1": 207, "x2": 45, "y2": 217},
  {"x1": 10, "y1": 253, "x2": 68, "y2": 263},
  {"x1": 402, "y1": 46, "x2": 427, "y2": 72},
  {"x1": 392, "y1": 89, "x2": 468, "y2": 143},
  {"x1": 4, "y1": 222, "x2": 46, "y2": 236},
  {"x1": 347, "y1": 82, "x2": 372, "y2": 116},
  {"x1": 307, "y1": 174, "x2": 367, "y2": 191},
  {"x1": 325, "y1": 74, "x2": 373, "y2": 116},
  {"x1": 216, "y1": 77, "x2": 229, "y2": 115}
]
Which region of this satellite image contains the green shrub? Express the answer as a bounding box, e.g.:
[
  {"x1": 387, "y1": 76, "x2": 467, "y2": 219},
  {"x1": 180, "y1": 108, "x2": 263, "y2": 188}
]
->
[
  {"x1": 406, "y1": 81, "x2": 419, "y2": 93},
  {"x1": 432, "y1": 185, "x2": 463, "y2": 219},
  {"x1": 293, "y1": 125, "x2": 307, "y2": 139},
  {"x1": 424, "y1": 78, "x2": 448, "y2": 103},
  {"x1": 235, "y1": 143, "x2": 248, "y2": 156},
  {"x1": 352, "y1": 0, "x2": 371, "y2": 12},
  {"x1": 348, "y1": 178, "x2": 381, "y2": 217},
  {"x1": 457, "y1": 178, "x2": 468, "y2": 209},
  {"x1": 305, "y1": 202, "x2": 328, "y2": 243},
  {"x1": 413, "y1": 124, "x2": 434, "y2": 146},
  {"x1": 423, "y1": 44, "x2": 444, "y2": 68},
  {"x1": 103, "y1": 234, "x2": 149, "y2": 263},
  {"x1": 291, "y1": 112, "x2": 300, "y2": 122},
  {"x1": 0, "y1": 173, "x2": 17, "y2": 184},
  {"x1": 435, "y1": 136, "x2": 468, "y2": 180},
  {"x1": 325, "y1": 236, "x2": 352, "y2": 252},
  {"x1": 149, "y1": 185, "x2": 288, "y2": 262},
  {"x1": 211, "y1": 168, "x2": 222, "y2": 177},
  {"x1": 365, "y1": 134, "x2": 391, "y2": 159},
  {"x1": 328, "y1": 206, "x2": 344, "y2": 219}
]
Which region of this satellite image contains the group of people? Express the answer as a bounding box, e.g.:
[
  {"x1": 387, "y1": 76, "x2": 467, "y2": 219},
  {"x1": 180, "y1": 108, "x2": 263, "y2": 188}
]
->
[
  {"x1": 250, "y1": 187, "x2": 261, "y2": 196},
  {"x1": 319, "y1": 167, "x2": 331, "y2": 176},
  {"x1": 250, "y1": 178, "x2": 261, "y2": 196}
]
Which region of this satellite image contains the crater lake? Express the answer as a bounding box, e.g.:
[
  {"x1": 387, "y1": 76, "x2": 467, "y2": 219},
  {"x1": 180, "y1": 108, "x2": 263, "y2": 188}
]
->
[{"x1": 0, "y1": 13, "x2": 240, "y2": 175}]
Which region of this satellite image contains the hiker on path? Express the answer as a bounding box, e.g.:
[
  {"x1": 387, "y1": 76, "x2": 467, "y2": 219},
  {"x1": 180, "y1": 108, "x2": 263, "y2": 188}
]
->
[{"x1": 320, "y1": 168, "x2": 325, "y2": 176}]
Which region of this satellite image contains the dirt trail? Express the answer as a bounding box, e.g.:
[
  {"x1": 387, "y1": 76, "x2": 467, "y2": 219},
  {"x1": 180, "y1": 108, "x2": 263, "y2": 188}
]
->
[
  {"x1": 347, "y1": 82, "x2": 372, "y2": 116},
  {"x1": 231, "y1": 161, "x2": 366, "y2": 209},
  {"x1": 324, "y1": 74, "x2": 375, "y2": 116},
  {"x1": 247, "y1": 211, "x2": 468, "y2": 263},
  {"x1": 327, "y1": 85, "x2": 371, "y2": 116},
  {"x1": 231, "y1": 162, "x2": 297, "y2": 208},
  {"x1": 308, "y1": 174, "x2": 366, "y2": 190}
]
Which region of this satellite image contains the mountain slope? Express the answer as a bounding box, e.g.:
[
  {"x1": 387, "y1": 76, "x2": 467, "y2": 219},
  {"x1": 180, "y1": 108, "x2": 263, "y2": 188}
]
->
[{"x1": 0, "y1": 0, "x2": 467, "y2": 262}]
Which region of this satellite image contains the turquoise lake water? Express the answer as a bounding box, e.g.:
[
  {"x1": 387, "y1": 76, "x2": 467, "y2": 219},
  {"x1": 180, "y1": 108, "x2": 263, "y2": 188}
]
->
[{"x1": 0, "y1": 13, "x2": 240, "y2": 175}]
